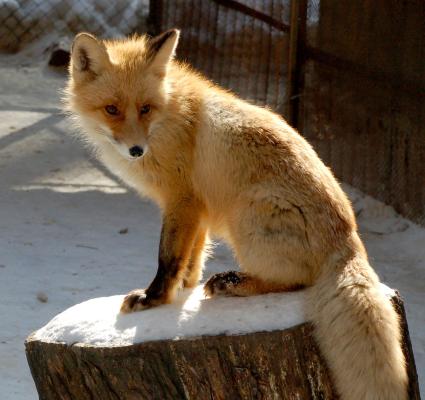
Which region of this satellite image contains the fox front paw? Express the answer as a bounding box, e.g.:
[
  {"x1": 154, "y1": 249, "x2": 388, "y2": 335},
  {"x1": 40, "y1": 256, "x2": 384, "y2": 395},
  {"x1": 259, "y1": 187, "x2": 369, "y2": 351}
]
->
[
  {"x1": 120, "y1": 289, "x2": 165, "y2": 313},
  {"x1": 203, "y1": 271, "x2": 247, "y2": 297}
]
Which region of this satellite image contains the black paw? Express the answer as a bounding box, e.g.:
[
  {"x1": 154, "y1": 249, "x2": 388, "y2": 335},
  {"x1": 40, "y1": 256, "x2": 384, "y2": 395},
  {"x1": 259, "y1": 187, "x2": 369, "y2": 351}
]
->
[{"x1": 203, "y1": 271, "x2": 246, "y2": 297}]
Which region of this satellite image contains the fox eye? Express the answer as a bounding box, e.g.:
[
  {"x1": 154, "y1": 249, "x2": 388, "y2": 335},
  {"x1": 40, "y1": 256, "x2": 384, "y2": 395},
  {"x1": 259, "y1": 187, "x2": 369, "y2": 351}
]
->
[
  {"x1": 140, "y1": 104, "x2": 151, "y2": 115},
  {"x1": 105, "y1": 105, "x2": 119, "y2": 115}
]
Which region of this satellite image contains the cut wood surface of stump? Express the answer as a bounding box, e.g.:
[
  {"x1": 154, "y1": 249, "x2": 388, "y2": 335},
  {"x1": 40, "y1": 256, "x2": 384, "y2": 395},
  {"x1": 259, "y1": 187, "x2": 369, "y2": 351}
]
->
[{"x1": 25, "y1": 284, "x2": 420, "y2": 400}]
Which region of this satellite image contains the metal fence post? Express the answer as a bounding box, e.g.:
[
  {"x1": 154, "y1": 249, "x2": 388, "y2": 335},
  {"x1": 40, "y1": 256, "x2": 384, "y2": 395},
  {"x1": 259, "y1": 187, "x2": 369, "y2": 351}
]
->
[
  {"x1": 287, "y1": 0, "x2": 307, "y2": 129},
  {"x1": 147, "y1": 0, "x2": 163, "y2": 36}
]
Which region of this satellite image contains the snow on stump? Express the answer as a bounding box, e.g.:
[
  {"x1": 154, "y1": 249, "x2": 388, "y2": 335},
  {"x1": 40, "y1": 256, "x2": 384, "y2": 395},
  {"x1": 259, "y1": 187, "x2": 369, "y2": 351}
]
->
[{"x1": 25, "y1": 285, "x2": 420, "y2": 400}]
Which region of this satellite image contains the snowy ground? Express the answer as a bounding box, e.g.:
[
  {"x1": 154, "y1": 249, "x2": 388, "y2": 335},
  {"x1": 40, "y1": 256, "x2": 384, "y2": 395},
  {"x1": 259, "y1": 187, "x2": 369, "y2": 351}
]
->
[{"x1": 0, "y1": 57, "x2": 423, "y2": 399}]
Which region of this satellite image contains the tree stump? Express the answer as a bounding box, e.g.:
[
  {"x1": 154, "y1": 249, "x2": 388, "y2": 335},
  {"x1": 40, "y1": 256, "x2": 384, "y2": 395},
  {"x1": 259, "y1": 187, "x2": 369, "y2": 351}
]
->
[{"x1": 25, "y1": 285, "x2": 420, "y2": 400}]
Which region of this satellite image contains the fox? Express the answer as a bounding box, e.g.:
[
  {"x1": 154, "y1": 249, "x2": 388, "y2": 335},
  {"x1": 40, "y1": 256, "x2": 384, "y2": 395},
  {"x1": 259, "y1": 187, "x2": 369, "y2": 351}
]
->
[{"x1": 65, "y1": 29, "x2": 408, "y2": 399}]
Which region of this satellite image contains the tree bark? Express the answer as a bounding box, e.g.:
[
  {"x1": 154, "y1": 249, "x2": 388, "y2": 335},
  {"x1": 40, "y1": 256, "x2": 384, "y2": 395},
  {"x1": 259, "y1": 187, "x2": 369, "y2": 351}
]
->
[{"x1": 25, "y1": 291, "x2": 420, "y2": 400}]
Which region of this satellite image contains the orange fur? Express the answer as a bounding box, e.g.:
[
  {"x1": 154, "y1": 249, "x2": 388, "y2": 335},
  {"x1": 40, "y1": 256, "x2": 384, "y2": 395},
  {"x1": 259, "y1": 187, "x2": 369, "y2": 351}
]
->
[
  {"x1": 204, "y1": 271, "x2": 303, "y2": 297},
  {"x1": 183, "y1": 227, "x2": 209, "y2": 288},
  {"x1": 65, "y1": 30, "x2": 408, "y2": 400}
]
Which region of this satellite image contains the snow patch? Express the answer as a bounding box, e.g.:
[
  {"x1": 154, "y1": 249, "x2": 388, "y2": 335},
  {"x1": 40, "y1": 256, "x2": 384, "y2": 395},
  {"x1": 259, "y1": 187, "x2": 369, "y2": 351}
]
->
[{"x1": 33, "y1": 283, "x2": 395, "y2": 347}]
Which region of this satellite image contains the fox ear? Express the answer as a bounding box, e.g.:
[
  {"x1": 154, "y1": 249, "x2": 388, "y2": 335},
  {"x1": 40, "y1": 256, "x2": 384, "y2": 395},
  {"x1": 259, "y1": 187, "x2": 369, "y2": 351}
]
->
[
  {"x1": 147, "y1": 29, "x2": 180, "y2": 75},
  {"x1": 71, "y1": 33, "x2": 110, "y2": 82}
]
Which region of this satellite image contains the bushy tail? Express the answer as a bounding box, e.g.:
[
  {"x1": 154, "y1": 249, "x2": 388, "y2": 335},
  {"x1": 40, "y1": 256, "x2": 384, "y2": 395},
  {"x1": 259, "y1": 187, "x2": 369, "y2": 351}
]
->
[{"x1": 309, "y1": 254, "x2": 408, "y2": 400}]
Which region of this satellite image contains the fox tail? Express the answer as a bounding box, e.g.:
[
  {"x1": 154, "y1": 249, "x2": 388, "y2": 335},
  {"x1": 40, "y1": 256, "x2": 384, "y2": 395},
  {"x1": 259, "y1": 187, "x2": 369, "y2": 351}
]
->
[{"x1": 309, "y1": 254, "x2": 408, "y2": 400}]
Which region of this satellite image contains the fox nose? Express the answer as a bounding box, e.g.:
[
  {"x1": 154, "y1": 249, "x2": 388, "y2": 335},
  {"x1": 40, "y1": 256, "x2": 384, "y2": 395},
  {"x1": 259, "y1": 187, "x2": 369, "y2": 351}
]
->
[{"x1": 129, "y1": 145, "x2": 144, "y2": 158}]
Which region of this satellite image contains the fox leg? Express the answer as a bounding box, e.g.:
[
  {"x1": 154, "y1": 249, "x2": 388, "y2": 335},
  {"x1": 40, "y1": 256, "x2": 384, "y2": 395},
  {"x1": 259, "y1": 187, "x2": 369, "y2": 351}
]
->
[
  {"x1": 121, "y1": 199, "x2": 202, "y2": 313},
  {"x1": 183, "y1": 228, "x2": 208, "y2": 288},
  {"x1": 204, "y1": 271, "x2": 303, "y2": 297}
]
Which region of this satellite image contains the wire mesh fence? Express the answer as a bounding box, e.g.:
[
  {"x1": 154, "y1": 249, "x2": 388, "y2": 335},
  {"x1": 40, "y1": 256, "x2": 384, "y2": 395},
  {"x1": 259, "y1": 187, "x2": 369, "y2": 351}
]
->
[
  {"x1": 0, "y1": 0, "x2": 149, "y2": 52},
  {"x1": 1, "y1": 0, "x2": 424, "y2": 224},
  {"x1": 151, "y1": 0, "x2": 292, "y2": 114},
  {"x1": 301, "y1": 0, "x2": 425, "y2": 225}
]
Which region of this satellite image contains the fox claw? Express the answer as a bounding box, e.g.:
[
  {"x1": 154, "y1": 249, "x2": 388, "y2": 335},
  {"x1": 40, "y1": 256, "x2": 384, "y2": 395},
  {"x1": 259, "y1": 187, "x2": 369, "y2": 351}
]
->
[{"x1": 120, "y1": 289, "x2": 164, "y2": 313}]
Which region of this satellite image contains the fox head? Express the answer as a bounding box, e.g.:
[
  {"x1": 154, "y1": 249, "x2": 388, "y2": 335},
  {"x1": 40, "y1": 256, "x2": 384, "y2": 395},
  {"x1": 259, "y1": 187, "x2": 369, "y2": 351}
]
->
[{"x1": 65, "y1": 29, "x2": 180, "y2": 160}]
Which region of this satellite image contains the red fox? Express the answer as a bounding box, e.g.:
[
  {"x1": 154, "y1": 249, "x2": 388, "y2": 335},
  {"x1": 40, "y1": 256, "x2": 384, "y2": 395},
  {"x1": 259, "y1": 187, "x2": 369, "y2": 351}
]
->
[{"x1": 65, "y1": 29, "x2": 408, "y2": 399}]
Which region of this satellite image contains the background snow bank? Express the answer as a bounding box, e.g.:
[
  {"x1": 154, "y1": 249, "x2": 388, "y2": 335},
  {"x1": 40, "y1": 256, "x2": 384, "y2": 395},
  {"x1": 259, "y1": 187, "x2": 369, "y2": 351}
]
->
[{"x1": 33, "y1": 284, "x2": 395, "y2": 347}]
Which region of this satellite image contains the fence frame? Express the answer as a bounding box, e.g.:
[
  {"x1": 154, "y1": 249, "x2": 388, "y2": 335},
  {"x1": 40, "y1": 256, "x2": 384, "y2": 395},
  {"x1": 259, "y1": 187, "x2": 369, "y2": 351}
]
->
[{"x1": 287, "y1": 0, "x2": 307, "y2": 128}]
